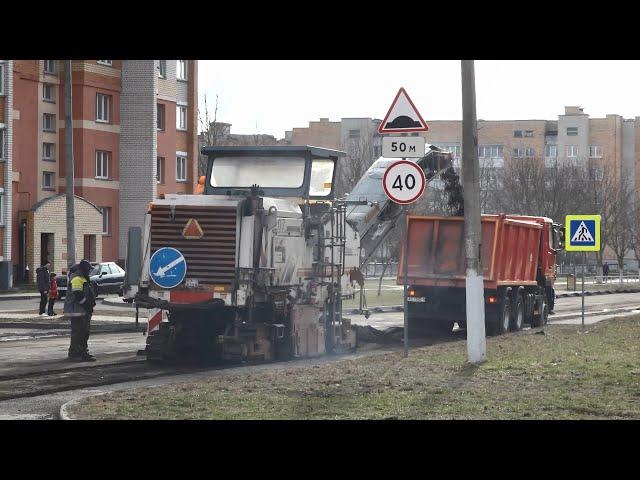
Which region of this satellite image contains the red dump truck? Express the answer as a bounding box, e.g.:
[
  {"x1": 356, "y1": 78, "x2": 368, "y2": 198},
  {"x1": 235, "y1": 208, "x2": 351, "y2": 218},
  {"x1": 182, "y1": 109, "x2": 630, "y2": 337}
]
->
[{"x1": 398, "y1": 214, "x2": 563, "y2": 335}]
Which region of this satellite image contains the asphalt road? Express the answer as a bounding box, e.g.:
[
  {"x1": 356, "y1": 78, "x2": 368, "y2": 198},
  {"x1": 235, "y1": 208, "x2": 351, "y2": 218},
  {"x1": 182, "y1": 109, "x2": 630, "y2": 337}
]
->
[{"x1": 0, "y1": 291, "x2": 639, "y2": 419}]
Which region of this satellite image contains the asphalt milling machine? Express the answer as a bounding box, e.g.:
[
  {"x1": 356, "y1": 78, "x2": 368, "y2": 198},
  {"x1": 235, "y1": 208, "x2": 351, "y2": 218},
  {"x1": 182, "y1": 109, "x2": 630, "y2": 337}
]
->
[{"x1": 123, "y1": 145, "x2": 453, "y2": 363}]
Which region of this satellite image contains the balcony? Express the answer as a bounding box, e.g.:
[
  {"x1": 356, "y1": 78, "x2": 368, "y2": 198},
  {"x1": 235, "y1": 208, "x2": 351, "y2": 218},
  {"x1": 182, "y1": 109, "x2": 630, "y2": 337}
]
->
[
  {"x1": 479, "y1": 157, "x2": 504, "y2": 168},
  {"x1": 545, "y1": 157, "x2": 586, "y2": 168}
]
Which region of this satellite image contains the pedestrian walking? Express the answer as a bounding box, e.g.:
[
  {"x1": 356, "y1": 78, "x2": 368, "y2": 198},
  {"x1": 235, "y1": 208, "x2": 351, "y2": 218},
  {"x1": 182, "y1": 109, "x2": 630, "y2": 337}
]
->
[
  {"x1": 64, "y1": 260, "x2": 97, "y2": 362},
  {"x1": 47, "y1": 272, "x2": 58, "y2": 316},
  {"x1": 36, "y1": 263, "x2": 51, "y2": 316},
  {"x1": 603, "y1": 263, "x2": 610, "y2": 283}
]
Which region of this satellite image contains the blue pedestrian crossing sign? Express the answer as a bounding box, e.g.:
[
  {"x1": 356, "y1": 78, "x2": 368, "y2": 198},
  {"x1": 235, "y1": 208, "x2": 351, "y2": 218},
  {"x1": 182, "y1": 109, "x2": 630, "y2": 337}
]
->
[
  {"x1": 565, "y1": 215, "x2": 601, "y2": 251},
  {"x1": 149, "y1": 247, "x2": 187, "y2": 289}
]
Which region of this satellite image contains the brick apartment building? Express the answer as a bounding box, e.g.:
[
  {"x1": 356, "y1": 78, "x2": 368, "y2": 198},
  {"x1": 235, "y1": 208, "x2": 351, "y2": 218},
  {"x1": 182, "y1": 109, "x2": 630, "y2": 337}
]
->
[
  {"x1": 286, "y1": 117, "x2": 383, "y2": 157},
  {"x1": 425, "y1": 106, "x2": 639, "y2": 190},
  {"x1": 0, "y1": 60, "x2": 198, "y2": 287},
  {"x1": 286, "y1": 108, "x2": 639, "y2": 190}
]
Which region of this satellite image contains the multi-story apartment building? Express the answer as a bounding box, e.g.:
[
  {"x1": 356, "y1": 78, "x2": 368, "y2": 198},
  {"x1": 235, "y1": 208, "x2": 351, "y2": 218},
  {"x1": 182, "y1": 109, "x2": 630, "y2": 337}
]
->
[
  {"x1": 425, "y1": 106, "x2": 639, "y2": 189},
  {"x1": 287, "y1": 117, "x2": 383, "y2": 159},
  {"x1": 4, "y1": 60, "x2": 198, "y2": 286}
]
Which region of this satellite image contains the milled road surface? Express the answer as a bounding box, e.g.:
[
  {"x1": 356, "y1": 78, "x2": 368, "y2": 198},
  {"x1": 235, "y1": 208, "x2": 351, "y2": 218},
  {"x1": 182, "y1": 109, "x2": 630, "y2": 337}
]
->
[{"x1": 0, "y1": 291, "x2": 639, "y2": 419}]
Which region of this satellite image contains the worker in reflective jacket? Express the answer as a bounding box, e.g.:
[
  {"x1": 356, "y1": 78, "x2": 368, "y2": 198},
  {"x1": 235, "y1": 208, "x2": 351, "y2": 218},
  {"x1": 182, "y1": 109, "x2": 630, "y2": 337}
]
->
[{"x1": 64, "y1": 260, "x2": 97, "y2": 362}]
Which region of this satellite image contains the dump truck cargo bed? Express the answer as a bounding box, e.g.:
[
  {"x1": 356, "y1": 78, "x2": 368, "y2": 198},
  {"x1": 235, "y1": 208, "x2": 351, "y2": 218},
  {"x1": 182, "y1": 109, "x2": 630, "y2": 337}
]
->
[{"x1": 398, "y1": 215, "x2": 543, "y2": 290}]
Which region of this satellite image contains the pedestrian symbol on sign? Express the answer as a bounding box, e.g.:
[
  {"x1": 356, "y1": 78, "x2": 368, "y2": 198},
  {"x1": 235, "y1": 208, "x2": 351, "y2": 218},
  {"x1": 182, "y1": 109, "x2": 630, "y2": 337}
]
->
[{"x1": 571, "y1": 221, "x2": 594, "y2": 243}]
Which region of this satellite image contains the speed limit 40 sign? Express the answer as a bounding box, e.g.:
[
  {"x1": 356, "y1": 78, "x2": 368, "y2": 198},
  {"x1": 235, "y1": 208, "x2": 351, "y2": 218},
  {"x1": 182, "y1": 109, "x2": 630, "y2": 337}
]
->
[{"x1": 383, "y1": 160, "x2": 426, "y2": 204}]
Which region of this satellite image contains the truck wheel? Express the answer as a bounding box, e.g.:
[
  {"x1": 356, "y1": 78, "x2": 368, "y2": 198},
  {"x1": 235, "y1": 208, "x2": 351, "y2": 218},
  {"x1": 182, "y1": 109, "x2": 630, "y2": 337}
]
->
[
  {"x1": 532, "y1": 296, "x2": 546, "y2": 328},
  {"x1": 493, "y1": 295, "x2": 511, "y2": 335},
  {"x1": 541, "y1": 303, "x2": 549, "y2": 325},
  {"x1": 545, "y1": 287, "x2": 555, "y2": 313},
  {"x1": 510, "y1": 293, "x2": 524, "y2": 331}
]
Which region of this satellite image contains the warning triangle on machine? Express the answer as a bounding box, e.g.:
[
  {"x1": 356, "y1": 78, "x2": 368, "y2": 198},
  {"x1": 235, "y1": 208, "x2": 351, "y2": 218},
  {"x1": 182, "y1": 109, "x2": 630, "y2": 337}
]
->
[
  {"x1": 571, "y1": 221, "x2": 594, "y2": 243},
  {"x1": 378, "y1": 87, "x2": 429, "y2": 134}
]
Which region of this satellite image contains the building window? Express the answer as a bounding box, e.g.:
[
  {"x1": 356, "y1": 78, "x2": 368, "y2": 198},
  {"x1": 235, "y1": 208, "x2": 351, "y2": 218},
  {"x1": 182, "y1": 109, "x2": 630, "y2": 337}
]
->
[
  {"x1": 157, "y1": 157, "x2": 165, "y2": 184},
  {"x1": 0, "y1": 62, "x2": 5, "y2": 95},
  {"x1": 589, "y1": 145, "x2": 603, "y2": 158},
  {"x1": 513, "y1": 148, "x2": 524, "y2": 158},
  {"x1": 43, "y1": 113, "x2": 56, "y2": 132},
  {"x1": 590, "y1": 167, "x2": 603, "y2": 181},
  {"x1": 43, "y1": 142, "x2": 55, "y2": 161},
  {"x1": 95, "y1": 151, "x2": 109, "y2": 179},
  {"x1": 348, "y1": 129, "x2": 360, "y2": 139},
  {"x1": 566, "y1": 145, "x2": 578, "y2": 158},
  {"x1": 478, "y1": 144, "x2": 503, "y2": 158},
  {"x1": 566, "y1": 127, "x2": 578, "y2": 136},
  {"x1": 43, "y1": 60, "x2": 57, "y2": 75},
  {"x1": 525, "y1": 147, "x2": 535, "y2": 157},
  {"x1": 545, "y1": 144, "x2": 557, "y2": 158},
  {"x1": 513, "y1": 130, "x2": 523, "y2": 138},
  {"x1": 434, "y1": 144, "x2": 461, "y2": 158},
  {"x1": 42, "y1": 171, "x2": 56, "y2": 189},
  {"x1": 177, "y1": 105, "x2": 187, "y2": 130},
  {"x1": 97, "y1": 60, "x2": 113, "y2": 66},
  {"x1": 524, "y1": 130, "x2": 534, "y2": 137},
  {"x1": 177, "y1": 60, "x2": 187, "y2": 80},
  {"x1": 176, "y1": 155, "x2": 187, "y2": 182},
  {"x1": 0, "y1": 194, "x2": 4, "y2": 225},
  {"x1": 157, "y1": 104, "x2": 165, "y2": 131},
  {"x1": 101, "y1": 207, "x2": 111, "y2": 235},
  {"x1": 158, "y1": 60, "x2": 166, "y2": 78},
  {"x1": 43, "y1": 83, "x2": 55, "y2": 103},
  {"x1": 96, "y1": 93, "x2": 110, "y2": 123}
]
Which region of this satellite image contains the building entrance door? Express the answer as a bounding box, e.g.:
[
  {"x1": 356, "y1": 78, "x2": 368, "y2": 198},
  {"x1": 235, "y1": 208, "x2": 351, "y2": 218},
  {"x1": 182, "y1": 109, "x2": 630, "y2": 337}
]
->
[
  {"x1": 84, "y1": 235, "x2": 96, "y2": 262},
  {"x1": 40, "y1": 233, "x2": 54, "y2": 270}
]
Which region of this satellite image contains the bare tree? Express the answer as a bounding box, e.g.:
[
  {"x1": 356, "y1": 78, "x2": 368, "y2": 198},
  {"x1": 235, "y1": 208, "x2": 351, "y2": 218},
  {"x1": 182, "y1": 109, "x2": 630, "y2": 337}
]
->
[
  {"x1": 601, "y1": 173, "x2": 634, "y2": 277},
  {"x1": 335, "y1": 131, "x2": 378, "y2": 197},
  {"x1": 197, "y1": 93, "x2": 223, "y2": 175}
]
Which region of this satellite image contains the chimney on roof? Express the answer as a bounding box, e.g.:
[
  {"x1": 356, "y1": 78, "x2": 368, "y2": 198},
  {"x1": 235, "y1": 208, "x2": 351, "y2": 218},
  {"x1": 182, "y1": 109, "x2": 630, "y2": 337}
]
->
[
  {"x1": 564, "y1": 106, "x2": 585, "y2": 115},
  {"x1": 319, "y1": 118, "x2": 329, "y2": 122}
]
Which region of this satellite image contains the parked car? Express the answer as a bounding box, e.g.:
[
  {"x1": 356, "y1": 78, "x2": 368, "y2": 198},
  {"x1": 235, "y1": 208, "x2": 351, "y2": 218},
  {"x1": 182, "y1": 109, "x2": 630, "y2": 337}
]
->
[{"x1": 56, "y1": 262, "x2": 126, "y2": 299}]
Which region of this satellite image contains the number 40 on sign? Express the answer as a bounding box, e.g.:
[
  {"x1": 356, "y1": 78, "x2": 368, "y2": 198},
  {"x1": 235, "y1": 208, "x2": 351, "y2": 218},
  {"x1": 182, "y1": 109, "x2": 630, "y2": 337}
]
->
[{"x1": 383, "y1": 160, "x2": 426, "y2": 205}]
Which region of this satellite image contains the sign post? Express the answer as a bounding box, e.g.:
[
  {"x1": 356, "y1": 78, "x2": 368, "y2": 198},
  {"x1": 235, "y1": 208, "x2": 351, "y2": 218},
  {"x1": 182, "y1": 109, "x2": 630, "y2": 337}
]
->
[
  {"x1": 565, "y1": 214, "x2": 601, "y2": 330},
  {"x1": 379, "y1": 87, "x2": 429, "y2": 357},
  {"x1": 382, "y1": 160, "x2": 426, "y2": 357}
]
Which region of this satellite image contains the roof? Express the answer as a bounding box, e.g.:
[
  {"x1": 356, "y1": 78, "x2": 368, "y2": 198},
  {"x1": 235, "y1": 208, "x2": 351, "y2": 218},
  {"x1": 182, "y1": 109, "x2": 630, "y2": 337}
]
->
[
  {"x1": 201, "y1": 145, "x2": 346, "y2": 158},
  {"x1": 31, "y1": 193, "x2": 103, "y2": 214}
]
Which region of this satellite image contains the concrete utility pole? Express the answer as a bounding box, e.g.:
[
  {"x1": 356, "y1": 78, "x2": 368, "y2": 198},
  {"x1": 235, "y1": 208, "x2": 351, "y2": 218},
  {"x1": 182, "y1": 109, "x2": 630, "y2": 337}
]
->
[
  {"x1": 461, "y1": 60, "x2": 486, "y2": 363},
  {"x1": 64, "y1": 60, "x2": 76, "y2": 268}
]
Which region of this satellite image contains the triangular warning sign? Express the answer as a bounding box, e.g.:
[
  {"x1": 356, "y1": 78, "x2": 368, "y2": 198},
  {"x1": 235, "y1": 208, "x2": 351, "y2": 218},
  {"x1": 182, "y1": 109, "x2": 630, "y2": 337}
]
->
[
  {"x1": 182, "y1": 218, "x2": 204, "y2": 240},
  {"x1": 378, "y1": 87, "x2": 429, "y2": 134},
  {"x1": 571, "y1": 221, "x2": 594, "y2": 243}
]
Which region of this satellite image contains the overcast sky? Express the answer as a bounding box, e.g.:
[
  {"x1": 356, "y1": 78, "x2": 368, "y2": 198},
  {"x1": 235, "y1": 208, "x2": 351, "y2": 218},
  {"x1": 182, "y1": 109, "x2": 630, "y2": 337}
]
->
[{"x1": 198, "y1": 60, "x2": 640, "y2": 138}]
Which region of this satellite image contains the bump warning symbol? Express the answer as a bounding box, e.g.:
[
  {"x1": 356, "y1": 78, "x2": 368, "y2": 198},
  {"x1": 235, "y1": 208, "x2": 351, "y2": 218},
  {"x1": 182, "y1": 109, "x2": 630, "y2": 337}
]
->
[{"x1": 378, "y1": 87, "x2": 428, "y2": 134}]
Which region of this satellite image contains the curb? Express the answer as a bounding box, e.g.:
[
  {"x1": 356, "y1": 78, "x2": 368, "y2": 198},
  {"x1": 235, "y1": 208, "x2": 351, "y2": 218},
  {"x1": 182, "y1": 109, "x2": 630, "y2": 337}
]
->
[
  {"x1": 0, "y1": 321, "x2": 147, "y2": 332},
  {"x1": 0, "y1": 294, "x2": 41, "y2": 301},
  {"x1": 60, "y1": 392, "x2": 110, "y2": 420},
  {"x1": 348, "y1": 288, "x2": 640, "y2": 314},
  {"x1": 556, "y1": 288, "x2": 640, "y2": 298},
  {"x1": 550, "y1": 305, "x2": 640, "y2": 321}
]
